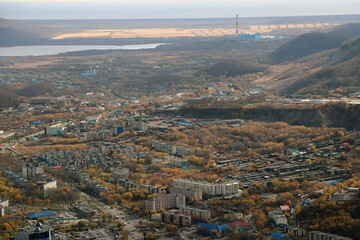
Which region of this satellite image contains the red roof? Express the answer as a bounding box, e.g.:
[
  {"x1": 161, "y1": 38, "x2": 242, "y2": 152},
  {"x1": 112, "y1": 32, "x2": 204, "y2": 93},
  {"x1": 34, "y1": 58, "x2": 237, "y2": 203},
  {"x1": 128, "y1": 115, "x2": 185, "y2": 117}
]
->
[
  {"x1": 280, "y1": 205, "x2": 290, "y2": 211},
  {"x1": 229, "y1": 221, "x2": 252, "y2": 227},
  {"x1": 79, "y1": 107, "x2": 99, "y2": 110}
]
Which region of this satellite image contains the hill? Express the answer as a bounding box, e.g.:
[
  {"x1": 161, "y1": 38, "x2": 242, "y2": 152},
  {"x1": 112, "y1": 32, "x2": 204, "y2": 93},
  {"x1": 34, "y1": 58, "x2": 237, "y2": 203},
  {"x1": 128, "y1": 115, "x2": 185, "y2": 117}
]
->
[
  {"x1": 200, "y1": 60, "x2": 266, "y2": 77},
  {"x1": 280, "y1": 36, "x2": 360, "y2": 95},
  {"x1": 173, "y1": 102, "x2": 360, "y2": 130},
  {"x1": 268, "y1": 23, "x2": 360, "y2": 64},
  {"x1": 0, "y1": 18, "x2": 55, "y2": 46}
]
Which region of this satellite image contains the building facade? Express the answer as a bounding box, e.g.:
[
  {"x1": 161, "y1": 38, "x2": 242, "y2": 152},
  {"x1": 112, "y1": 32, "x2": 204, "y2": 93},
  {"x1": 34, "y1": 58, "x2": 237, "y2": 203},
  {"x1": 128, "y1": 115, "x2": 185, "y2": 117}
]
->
[
  {"x1": 173, "y1": 179, "x2": 239, "y2": 196},
  {"x1": 145, "y1": 194, "x2": 185, "y2": 211}
]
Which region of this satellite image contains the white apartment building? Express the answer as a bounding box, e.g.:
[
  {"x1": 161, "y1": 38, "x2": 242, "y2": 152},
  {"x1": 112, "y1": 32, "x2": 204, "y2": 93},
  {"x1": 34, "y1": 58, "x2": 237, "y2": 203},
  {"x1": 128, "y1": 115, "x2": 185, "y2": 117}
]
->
[{"x1": 173, "y1": 179, "x2": 239, "y2": 196}]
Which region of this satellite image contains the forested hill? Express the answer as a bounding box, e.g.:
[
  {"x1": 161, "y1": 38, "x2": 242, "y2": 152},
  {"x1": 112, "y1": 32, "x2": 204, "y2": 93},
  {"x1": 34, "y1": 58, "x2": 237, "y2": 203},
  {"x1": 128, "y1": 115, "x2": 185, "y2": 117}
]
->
[
  {"x1": 268, "y1": 23, "x2": 360, "y2": 64},
  {"x1": 172, "y1": 102, "x2": 360, "y2": 130}
]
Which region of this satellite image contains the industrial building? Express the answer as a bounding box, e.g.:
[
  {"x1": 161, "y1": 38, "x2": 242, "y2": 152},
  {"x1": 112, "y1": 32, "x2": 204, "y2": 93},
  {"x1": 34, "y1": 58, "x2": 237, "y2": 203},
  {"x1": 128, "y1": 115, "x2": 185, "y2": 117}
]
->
[{"x1": 14, "y1": 222, "x2": 53, "y2": 240}]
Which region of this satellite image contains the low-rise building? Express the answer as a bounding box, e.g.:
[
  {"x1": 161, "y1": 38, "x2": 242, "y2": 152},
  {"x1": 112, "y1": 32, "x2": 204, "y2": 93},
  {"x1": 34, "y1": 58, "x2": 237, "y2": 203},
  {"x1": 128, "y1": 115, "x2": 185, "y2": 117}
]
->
[
  {"x1": 269, "y1": 210, "x2": 288, "y2": 227},
  {"x1": 228, "y1": 221, "x2": 254, "y2": 232},
  {"x1": 14, "y1": 223, "x2": 53, "y2": 240},
  {"x1": 71, "y1": 204, "x2": 97, "y2": 219},
  {"x1": 308, "y1": 231, "x2": 352, "y2": 240},
  {"x1": 283, "y1": 226, "x2": 306, "y2": 237},
  {"x1": 161, "y1": 210, "x2": 191, "y2": 227},
  {"x1": 178, "y1": 206, "x2": 211, "y2": 220}
]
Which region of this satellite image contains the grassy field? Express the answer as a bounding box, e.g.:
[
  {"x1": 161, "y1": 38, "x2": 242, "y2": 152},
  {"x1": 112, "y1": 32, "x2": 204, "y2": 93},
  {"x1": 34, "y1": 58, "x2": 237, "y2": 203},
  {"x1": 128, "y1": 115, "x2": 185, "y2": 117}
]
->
[{"x1": 52, "y1": 23, "x2": 336, "y2": 39}]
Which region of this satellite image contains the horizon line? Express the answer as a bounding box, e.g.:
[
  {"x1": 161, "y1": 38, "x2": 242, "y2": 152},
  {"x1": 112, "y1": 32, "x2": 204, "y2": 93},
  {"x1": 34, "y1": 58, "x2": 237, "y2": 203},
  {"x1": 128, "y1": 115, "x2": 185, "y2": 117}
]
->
[{"x1": 7, "y1": 13, "x2": 360, "y2": 21}]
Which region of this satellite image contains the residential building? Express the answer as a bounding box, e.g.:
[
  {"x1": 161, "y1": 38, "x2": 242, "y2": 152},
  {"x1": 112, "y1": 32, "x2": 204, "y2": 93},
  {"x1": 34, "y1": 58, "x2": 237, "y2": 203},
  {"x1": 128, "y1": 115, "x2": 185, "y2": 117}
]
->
[
  {"x1": 113, "y1": 168, "x2": 129, "y2": 180},
  {"x1": 161, "y1": 210, "x2": 191, "y2": 227},
  {"x1": 308, "y1": 231, "x2": 352, "y2": 240},
  {"x1": 0, "y1": 200, "x2": 8, "y2": 217},
  {"x1": 178, "y1": 206, "x2": 211, "y2": 220},
  {"x1": 283, "y1": 226, "x2": 306, "y2": 237},
  {"x1": 36, "y1": 179, "x2": 57, "y2": 198},
  {"x1": 173, "y1": 179, "x2": 239, "y2": 196},
  {"x1": 170, "y1": 187, "x2": 203, "y2": 200},
  {"x1": 145, "y1": 194, "x2": 185, "y2": 211},
  {"x1": 22, "y1": 161, "x2": 44, "y2": 180},
  {"x1": 269, "y1": 210, "x2": 288, "y2": 226},
  {"x1": 45, "y1": 124, "x2": 65, "y2": 136}
]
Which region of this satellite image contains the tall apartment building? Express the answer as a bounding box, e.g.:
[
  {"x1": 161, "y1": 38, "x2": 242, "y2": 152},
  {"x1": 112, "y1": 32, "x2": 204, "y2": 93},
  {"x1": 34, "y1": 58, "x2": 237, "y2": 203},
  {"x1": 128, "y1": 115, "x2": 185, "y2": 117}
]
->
[
  {"x1": 173, "y1": 179, "x2": 239, "y2": 196},
  {"x1": 22, "y1": 161, "x2": 44, "y2": 180},
  {"x1": 36, "y1": 179, "x2": 57, "y2": 198},
  {"x1": 145, "y1": 194, "x2": 185, "y2": 211},
  {"x1": 170, "y1": 187, "x2": 203, "y2": 200},
  {"x1": 0, "y1": 199, "x2": 9, "y2": 217},
  {"x1": 178, "y1": 206, "x2": 211, "y2": 220}
]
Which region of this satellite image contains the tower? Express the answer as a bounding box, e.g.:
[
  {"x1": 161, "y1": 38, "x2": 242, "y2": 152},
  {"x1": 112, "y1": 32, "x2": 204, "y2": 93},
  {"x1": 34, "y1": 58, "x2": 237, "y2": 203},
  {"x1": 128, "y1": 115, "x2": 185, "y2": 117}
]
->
[{"x1": 236, "y1": 14, "x2": 239, "y2": 36}]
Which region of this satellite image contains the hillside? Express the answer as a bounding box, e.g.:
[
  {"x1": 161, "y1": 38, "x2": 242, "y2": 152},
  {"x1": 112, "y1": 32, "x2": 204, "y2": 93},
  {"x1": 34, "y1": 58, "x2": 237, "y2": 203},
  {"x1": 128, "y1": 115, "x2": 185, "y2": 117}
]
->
[
  {"x1": 0, "y1": 18, "x2": 55, "y2": 46},
  {"x1": 16, "y1": 83, "x2": 55, "y2": 98},
  {"x1": 173, "y1": 102, "x2": 360, "y2": 130},
  {"x1": 280, "y1": 37, "x2": 360, "y2": 95},
  {"x1": 268, "y1": 23, "x2": 360, "y2": 64},
  {"x1": 200, "y1": 60, "x2": 266, "y2": 77}
]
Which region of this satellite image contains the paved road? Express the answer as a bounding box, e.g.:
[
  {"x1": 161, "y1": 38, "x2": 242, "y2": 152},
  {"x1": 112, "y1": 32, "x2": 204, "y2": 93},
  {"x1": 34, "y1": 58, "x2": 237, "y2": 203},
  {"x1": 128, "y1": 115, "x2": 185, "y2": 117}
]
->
[{"x1": 80, "y1": 192, "x2": 144, "y2": 240}]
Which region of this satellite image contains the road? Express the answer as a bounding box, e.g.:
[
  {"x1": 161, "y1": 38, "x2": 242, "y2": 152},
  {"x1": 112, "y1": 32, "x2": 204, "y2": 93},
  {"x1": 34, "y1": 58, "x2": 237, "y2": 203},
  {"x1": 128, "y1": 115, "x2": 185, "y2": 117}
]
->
[{"x1": 80, "y1": 192, "x2": 144, "y2": 240}]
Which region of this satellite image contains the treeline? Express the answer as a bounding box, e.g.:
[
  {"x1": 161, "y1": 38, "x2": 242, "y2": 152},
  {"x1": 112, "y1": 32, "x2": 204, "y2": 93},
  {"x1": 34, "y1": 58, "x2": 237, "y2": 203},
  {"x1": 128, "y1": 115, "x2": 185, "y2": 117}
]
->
[
  {"x1": 15, "y1": 83, "x2": 54, "y2": 98},
  {"x1": 0, "y1": 89, "x2": 19, "y2": 108},
  {"x1": 177, "y1": 102, "x2": 360, "y2": 130},
  {"x1": 199, "y1": 60, "x2": 266, "y2": 77},
  {"x1": 162, "y1": 122, "x2": 344, "y2": 156}
]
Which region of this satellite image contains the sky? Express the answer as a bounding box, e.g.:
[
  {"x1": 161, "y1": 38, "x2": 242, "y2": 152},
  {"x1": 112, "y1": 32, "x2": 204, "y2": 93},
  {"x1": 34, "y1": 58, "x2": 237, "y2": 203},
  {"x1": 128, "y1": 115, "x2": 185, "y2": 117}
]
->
[{"x1": 0, "y1": 0, "x2": 359, "y2": 19}]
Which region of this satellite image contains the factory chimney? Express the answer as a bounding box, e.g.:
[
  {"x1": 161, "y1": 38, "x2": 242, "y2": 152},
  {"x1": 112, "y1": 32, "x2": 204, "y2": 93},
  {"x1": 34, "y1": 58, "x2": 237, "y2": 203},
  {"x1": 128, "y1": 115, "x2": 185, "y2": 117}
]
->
[{"x1": 236, "y1": 14, "x2": 239, "y2": 36}]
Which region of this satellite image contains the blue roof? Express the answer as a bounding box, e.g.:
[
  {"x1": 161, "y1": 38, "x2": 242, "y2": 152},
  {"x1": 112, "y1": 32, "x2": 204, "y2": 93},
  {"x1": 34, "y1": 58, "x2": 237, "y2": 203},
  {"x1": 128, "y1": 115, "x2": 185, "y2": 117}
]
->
[
  {"x1": 271, "y1": 232, "x2": 289, "y2": 239},
  {"x1": 28, "y1": 211, "x2": 56, "y2": 219},
  {"x1": 198, "y1": 222, "x2": 229, "y2": 231}
]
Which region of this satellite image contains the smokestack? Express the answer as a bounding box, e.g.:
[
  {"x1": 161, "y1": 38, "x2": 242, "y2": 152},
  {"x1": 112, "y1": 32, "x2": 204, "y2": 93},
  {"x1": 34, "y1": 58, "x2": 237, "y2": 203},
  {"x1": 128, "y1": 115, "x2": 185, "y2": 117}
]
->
[{"x1": 236, "y1": 14, "x2": 239, "y2": 36}]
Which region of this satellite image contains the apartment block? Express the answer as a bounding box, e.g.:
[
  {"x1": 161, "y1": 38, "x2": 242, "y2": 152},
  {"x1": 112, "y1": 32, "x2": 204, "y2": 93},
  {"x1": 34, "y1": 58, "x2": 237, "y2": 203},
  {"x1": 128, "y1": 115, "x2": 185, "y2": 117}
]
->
[
  {"x1": 170, "y1": 187, "x2": 203, "y2": 200},
  {"x1": 145, "y1": 194, "x2": 185, "y2": 211},
  {"x1": 36, "y1": 179, "x2": 57, "y2": 198},
  {"x1": 173, "y1": 179, "x2": 239, "y2": 196},
  {"x1": 161, "y1": 210, "x2": 191, "y2": 227},
  {"x1": 178, "y1": 206, "x2": 211, "y2": 220},
  {"x1": 308, "y1": 231, "x2": 352, "y2": 240}
]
